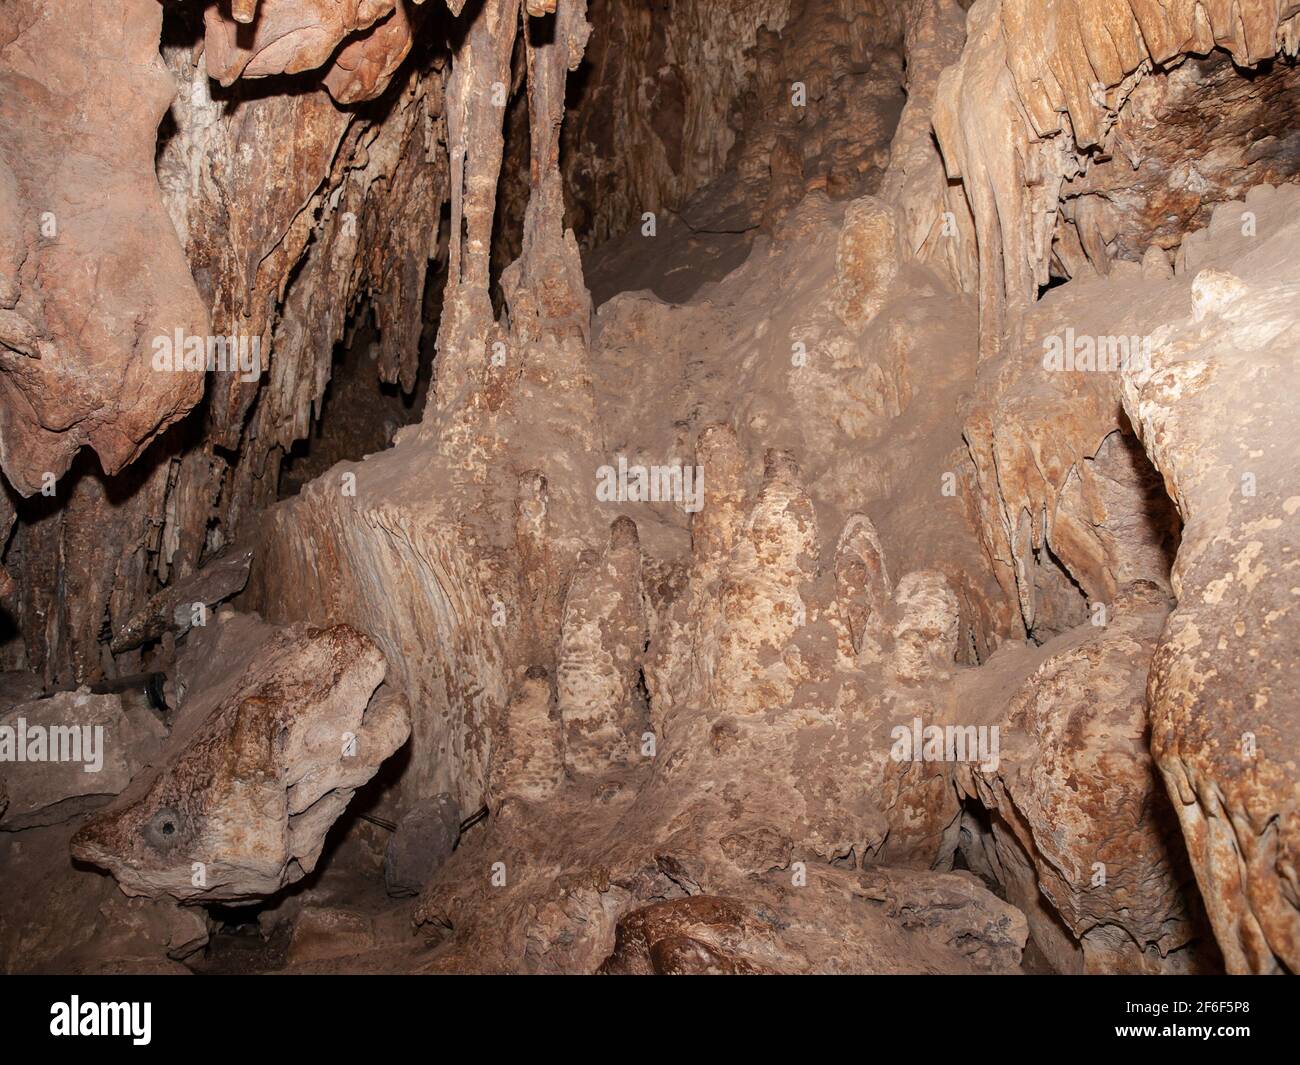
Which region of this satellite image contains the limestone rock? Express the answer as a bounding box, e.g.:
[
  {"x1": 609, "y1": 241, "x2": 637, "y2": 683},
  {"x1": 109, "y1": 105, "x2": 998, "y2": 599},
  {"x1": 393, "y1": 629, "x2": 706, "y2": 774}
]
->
[
  {"x1": 856, "y1": 866, "x2": 1027, "y2": 974},
  {"x1": 0, "y1": 819, "x2": 208, "y2": 974},
  {"x1": 958, "y1": 587, "x2": 1214, "y2": 974},
  {"x1": 598, "y1": 866, "x2": 1026, "y2": 975},
  {"x1": 1119, "y1": 194, "x2": 1300, "y2": 974},
  {"x1": 491, "y1": 668, "x2": 564, "y2": 805},
  {"x1": 708, "y1": 450, "x2": 819, "y2": 716},
  {"x1": 558, "y1": 517, "x2": 648, "y2": 775},
  {"x1": 71, "y1": 621, "x2": 410, "y2": 901},
  {"x1": 3, "y1": 0, "x2": 1298, "y2": 982},
  {"x1": 833, "y1": 513, "x2": 890, "y2": 656},
  {"x1": 323, "y1": 1, "x2": 420, "y2": 105},
  {"x1": 0, "y1": 688, "x2": 166, "y2": 831},
  {"x1": 933, "y1": 0, "x2": 1300, "y2": 356},
  {"x1": 204, "y1": 0, "x2": 396, "y2": 86},
  {"x1": 0, "y1": 0, "x2": 208, "y2": 495},
  {"x1": 888, "y1": 570, "x2": 959, "y2": 685},
  {"x1": 110, "y1": 550, "x2": 253, "y2": 654},
  {"x1": 285, "y1": 906, "x2": 379, "y2": 966},
  {"x1": 833, "y1": 196, "x2": 899, "y2": 328}
]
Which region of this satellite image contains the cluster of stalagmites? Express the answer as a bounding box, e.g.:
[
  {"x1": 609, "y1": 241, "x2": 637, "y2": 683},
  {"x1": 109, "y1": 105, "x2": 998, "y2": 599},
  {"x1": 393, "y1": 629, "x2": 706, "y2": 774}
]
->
[{"x1": 391, "y1": 423, "x2": 1210, "y2": 974}]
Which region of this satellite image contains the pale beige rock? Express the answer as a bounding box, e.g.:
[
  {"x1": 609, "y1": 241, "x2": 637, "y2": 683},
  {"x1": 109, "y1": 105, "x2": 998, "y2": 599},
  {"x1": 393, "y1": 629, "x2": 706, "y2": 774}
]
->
[
  {"x1": 491, "y1": 669, "x2": 563, "y2": 805},
  {"x1": 833, "y1": 514, "x2": 890, "y2": 656},
  {"x1": 71, "y1": 620, "x2": 410, "y2": 902},
  {"x1": 707, "y1": 450, "x2": 819, "y2": 717},
  {"x1": 833, "y1": 196, "x2": 900, "y2": 328},
  {"x1": 933, "y1": 0, "x2": 1300, "y2": 357},
  {"x1": 558, "y1": 518, "x2": 648, "y2": 775},
  {"x1": 1119, "y1": 192, "x2": 1300, "y2": 974},
  {"x1": 888, "y1": 570, "x2": 959, "y2": 685}
]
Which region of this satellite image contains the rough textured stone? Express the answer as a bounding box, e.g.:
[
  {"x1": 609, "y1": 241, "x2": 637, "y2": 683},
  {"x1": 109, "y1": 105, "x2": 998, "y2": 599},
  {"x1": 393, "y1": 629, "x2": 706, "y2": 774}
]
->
[
  {"x1": 204, "y1": 0, "x2": 397, "y2": 91},
  {"x1": 932, "y1": 0, "x2": 1300, "y2": 356},
  {"x1": 0, "y1": 819, "x2": 208, "y2": 974},
  {"x1": 1121, "y1": 188, "x2": 1300, "y2": 975},
  {"x1": 385, "y1": 793, "x2": 461, "y2": 897},
  {"x1": 833, "y1": 196, "x2": 899, "y2": 328},
  {"x1": 71, "y1": 618, "x2": 410, "y2": 902},
  {"x1": 958, "y1": 585, "x2": 1215, "y2": 974},
  {"x1": 1, "y1": 0, "x2": 447, "y2": 689},
  {"x1": 110, "y1": 550, "x2": 252, "y2": 654},
  {"x1": 0, "y1": 0, "x2": 208, "y2": 494},
  {"x1": 0, "y1": 689, "x2": 166, "y2": 831},
  {"x1": 598, "y1": 872, "x2": 1026, "y2": 975},
  {"x1": 285, "y1": 906, "x2": 379, "y2": 965}
]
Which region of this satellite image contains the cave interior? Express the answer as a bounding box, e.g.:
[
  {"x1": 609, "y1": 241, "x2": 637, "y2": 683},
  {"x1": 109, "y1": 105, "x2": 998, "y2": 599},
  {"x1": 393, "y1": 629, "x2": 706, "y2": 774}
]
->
[{"x1": 0, "y1": 0, "x2": 1298, "y2": 977}]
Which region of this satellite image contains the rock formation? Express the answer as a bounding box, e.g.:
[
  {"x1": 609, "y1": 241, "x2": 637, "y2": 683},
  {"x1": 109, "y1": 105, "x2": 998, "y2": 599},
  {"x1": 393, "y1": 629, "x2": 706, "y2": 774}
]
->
[
  {"x1": 71, "y1": 615, "x2": 410, "y2": 902},
  {"x1": 0, "y1": 0, "x2": 1296, "y2": 979}
]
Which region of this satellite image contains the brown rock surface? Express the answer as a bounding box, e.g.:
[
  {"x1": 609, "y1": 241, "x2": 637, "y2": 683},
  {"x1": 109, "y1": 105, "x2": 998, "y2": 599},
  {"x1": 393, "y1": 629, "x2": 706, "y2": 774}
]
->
[
  {"x1": 597, "y1": 871, "x2": 1026, "y2": 975},
  {"x1": 0, "y1": 818, "x2": 208, "y2": 974},
  {"x1": 1120, "y1": 187, "x2": 1300, "y2": 974},
  {"x1": 0, "y1": 0, "x2": 208, "y2": 494},
  {"x1": 956, "y1": 182, "x2": 1300, "y2": 972},
  {"x1": 933, "y1": 0, "x2": 1300, "y2": 356},
  {"x1": 958, "y1": 585, "x2": 1214, "y2": 973},
  {"x1": 205, "y1": 0, "x2": 395, "y2": 87},
  {"x1": 0, "y1": 688, "x2": 166, "y2": 831}
]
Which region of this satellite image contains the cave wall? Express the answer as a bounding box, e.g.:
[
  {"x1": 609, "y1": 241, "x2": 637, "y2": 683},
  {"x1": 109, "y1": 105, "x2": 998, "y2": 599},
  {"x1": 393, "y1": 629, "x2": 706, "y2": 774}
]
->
[
  {"x1": 0, "y1": 0, "x2": 449, "y2": 686},
  {"x1": 558, "y1": 0, "x2": 932, "y2": 247},
  {"x1": 930, "y1": 0, "x2": 1300, "y2": 973},
  {"x1": 932, "y1": 0, "x2": 1300, "y2": 354},
  {"x1": 561, "y1": 0, "x2": 796, "y2": 246}
]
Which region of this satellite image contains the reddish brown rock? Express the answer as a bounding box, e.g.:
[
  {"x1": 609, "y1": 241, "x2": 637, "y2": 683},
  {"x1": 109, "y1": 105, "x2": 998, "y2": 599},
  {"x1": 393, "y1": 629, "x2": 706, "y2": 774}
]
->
[
  {"x1": 0, "y1": 0, "x2": 208, "y2": 495},
  {"x1": 204, "y1": 0, "x2": 396, "y2": 86},
  {"x1": 958, "y1": 586, "x2": 1214, "y2": 974},
  {"x1": 323, "y1": 1, "x2": 420, "y2": 105}
]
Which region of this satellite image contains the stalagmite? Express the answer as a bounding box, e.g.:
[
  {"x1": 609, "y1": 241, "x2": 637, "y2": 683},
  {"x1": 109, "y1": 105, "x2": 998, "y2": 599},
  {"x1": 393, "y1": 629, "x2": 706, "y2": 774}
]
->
[
  {"x1": 834, "y1": 513, "x2": 890, "y2": 657},
  {"x1": 708, "y1": 449, "x2": 819, "y2": 717},
  {"x1": 491, "y1": 666, "x2": 564, "y2": 803},
  {"x1": 557, "y1": 517, "x2": 647, "y2": 775}
]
